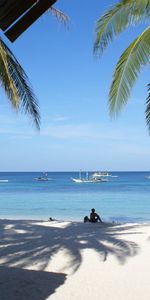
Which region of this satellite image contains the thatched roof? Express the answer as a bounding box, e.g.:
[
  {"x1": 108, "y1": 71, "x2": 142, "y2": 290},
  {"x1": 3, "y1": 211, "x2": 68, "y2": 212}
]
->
[{"x1": 0, "y1": 0, "x2": 57, "y2": 42}]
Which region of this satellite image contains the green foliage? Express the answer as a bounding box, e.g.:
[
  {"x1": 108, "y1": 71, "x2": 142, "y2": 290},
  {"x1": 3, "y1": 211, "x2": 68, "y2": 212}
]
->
[
  {"x1": 0, "y1": 5, "x2": 69, "y2": 129},
  {"x1": 145, "y1": 84, "x2": 150, "y2": 132},
  {"x1": 0, "y1": 38, "x2": 40, "y2": 129},
  {"x1": 94, "y1": 0, "x2": 150, "y2": 55},
  {"x1": 109, "y1": 26, "x2": 150, "y2": 114},
  {"x1": 94, "y1": 0, "x2": 150, "y2": 132}
]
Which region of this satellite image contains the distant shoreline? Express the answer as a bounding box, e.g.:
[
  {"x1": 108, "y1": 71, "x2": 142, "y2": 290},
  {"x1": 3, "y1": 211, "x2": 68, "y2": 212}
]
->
[{"x1": 0, "y1": 170, "x2": 150, "y2": 172}]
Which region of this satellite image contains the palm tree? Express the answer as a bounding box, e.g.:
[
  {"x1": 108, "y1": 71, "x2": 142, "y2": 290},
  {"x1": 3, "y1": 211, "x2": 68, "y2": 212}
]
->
[
  {"x1": 94, "y1": 0, "x2": 150, "y2": 131},
  {"x1": 0, "y1": 6, "x2": 68, "y2": 130},
  {"x1": 0, "y1": 37, "x2": 40, "y2": 129}
]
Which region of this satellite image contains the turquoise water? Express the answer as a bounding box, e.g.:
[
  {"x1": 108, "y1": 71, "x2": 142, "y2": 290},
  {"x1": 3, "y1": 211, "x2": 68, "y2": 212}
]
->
[{"x1": 0, "y1": 172, "x2": 150, "y2": 223}]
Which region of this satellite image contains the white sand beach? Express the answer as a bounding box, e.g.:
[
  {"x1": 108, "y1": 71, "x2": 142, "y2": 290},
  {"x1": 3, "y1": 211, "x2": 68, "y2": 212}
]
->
[{"x1": 0, "y1": 219, "x2": 150, "y2": 300}]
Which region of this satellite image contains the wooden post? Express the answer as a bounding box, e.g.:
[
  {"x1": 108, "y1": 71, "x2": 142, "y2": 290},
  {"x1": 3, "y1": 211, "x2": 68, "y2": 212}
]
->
[
  {"x1": 5, "y1": 0, "x2": 58, "y2": 42},
  {"x1": 0, "y1": 0, "x2": 37, "y2": 31}
]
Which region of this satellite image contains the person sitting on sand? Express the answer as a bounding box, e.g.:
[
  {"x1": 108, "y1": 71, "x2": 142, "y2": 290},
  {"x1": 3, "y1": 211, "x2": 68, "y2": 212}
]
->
[
  {"x1": 84, "y1": 208, "x2": 103, "y2": 223},
  {"x1": 90, "y1": 208, "x2": 102, "y2": 223}
]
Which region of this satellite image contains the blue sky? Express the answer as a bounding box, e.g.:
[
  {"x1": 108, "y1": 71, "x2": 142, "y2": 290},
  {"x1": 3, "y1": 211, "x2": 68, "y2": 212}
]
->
[{"x1": 0, "y1": 0, "x2": 150, "y2": 171}]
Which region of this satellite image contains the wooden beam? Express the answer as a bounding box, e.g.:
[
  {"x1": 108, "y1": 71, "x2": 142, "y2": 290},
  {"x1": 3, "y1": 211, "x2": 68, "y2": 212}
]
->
[
  {"x1": 0, "y1": 0, "x2": 38, "y2": 31},
  {"x1": 5, "y1": 0, "x2": 57, "y2": 42},
  {"x1": 0, "y1": 0, "x2": 17, "y2": 19}
]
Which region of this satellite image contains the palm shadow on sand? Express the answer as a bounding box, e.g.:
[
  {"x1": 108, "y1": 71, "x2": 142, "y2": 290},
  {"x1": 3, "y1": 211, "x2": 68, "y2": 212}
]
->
[
  {"x1": 0, "y1": 219, "x2": 143, "y2": 299},
  {"x1": 0, "y1": 266, "x2": 66, "y2": 300}
]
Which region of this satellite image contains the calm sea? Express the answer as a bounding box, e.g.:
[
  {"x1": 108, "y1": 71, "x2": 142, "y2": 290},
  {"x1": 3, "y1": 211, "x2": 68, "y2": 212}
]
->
[{"x1": 0, "y1": 172, "x2": 150, "y2": 223}]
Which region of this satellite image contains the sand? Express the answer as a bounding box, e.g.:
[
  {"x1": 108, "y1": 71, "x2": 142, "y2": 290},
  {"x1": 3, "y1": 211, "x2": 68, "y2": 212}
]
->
[{"x1": 0, "y1": 218, "x2": 150, "y2": 300}]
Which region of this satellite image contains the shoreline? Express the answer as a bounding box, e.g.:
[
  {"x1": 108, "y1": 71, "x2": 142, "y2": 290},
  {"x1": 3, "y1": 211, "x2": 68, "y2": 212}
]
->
[
  {"x1": 1, "y1": 215, "x2": 150, "y2": 224},
  {"x1": 1, "y1": 218, "x2": 150, "y2": 299}
]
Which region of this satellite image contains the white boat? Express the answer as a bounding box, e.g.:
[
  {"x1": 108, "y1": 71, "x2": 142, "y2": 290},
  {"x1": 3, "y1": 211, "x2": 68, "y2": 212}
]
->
[
  {"x1": 72, "y1": 171, "x2": 108, "y2": 183},
  {"x1": 72, "y1": 178, "x2": 84, "y2": 183},
  {"x1": 0, "y1": 179, "x2": 9, "y2": 183},
  {"x1": 92, "y1": 171, "x2": 118, "y2": 178},
  {"x1": 34, "y1": 172, "x2": 49, "y2": 181},
  {"x1": 145, "y1": 175, "x2": 150, "y2": 180}
]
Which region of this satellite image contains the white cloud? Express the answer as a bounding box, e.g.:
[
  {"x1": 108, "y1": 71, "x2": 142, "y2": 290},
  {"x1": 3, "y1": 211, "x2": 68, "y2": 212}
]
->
[
  {"x1": 50, "y1": 115, "x2": 69, "y2": 122},
  {"x1": 40, "y1": 122, "x2": 140, "y2": 141}
]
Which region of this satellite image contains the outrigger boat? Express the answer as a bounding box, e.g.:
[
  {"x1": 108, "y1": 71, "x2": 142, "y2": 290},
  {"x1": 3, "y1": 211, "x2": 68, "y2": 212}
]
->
[
  {"x1": 34, "y1": 172, "x2": 49, "y2": 181},
  {"x1": 72, "y1": 171, "x2": 108, "y2": 183}
]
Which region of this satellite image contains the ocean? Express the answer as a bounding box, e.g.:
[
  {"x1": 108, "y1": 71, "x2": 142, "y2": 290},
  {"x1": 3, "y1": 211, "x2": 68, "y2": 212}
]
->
[{"x1": 0, "y1": 171, "x2": 150, "y2": 223}]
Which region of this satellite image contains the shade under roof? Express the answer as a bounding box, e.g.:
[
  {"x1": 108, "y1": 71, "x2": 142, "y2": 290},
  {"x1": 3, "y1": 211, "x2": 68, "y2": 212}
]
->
[{"x1": 0, "y1": 0, "x2": 57, "y2": 42}]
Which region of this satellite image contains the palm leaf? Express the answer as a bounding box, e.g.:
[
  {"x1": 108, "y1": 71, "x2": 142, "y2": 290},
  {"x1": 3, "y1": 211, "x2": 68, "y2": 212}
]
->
[
  {"x1": 145, "y1": 83, "x2": 150, "y2": 131},
  {"x1": 109, "y1": 26, "x2": 150, "y2": 116},
  {"x1": 34, "y1": 0, "x2": 69, "y2": 26},
  {"x1": 94, "y1": 0, "x2": 150, "y2": 55},
  {"x1": 48, "y1": 7, "x2": 69, "y2": 27},
  {"x1": 0, "y1": 38, "x2": 40, "y2": 129},
  {"x1": 0, "y1": 41, "x2": 19, "y2": 107}
]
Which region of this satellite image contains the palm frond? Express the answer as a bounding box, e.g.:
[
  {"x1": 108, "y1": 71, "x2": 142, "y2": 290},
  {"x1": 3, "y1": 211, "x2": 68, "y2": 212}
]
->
[
  {"x1": 109, "y1": 26, "x2": 150, "y2": 115},
  {"x1": 94, "y1": 0, "x2": 150, "y2": 55},
  {"x1": 0, "y1": 38, "x2": 40, "y2": 129},
  {"x1": 48, "y1": 7, "x2": 69, "y2": 27},
  {"x1": 35, "y1": 0, "x2": 69, "y2": 26},
  {"x1": 145, "y1": 83, "x2": 150, "y2": 132},
  {"x1": 0, "y1": 41, "x2": 19, "y2": 107}
]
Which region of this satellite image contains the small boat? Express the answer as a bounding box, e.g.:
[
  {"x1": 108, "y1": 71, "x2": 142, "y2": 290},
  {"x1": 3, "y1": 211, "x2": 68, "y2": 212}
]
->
[
  {"x1": 145, "y1": 175, "x2": 150, "y2": 180},
  {"x1": 72, "y1": 171, "x2": 108, "y2": 183},
  {"x1": 34, "y1": 172, "x2": 49, "y2": 181},
  {"x1": 0, "y1": 179, "x2": 9, "y2": 183}
]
